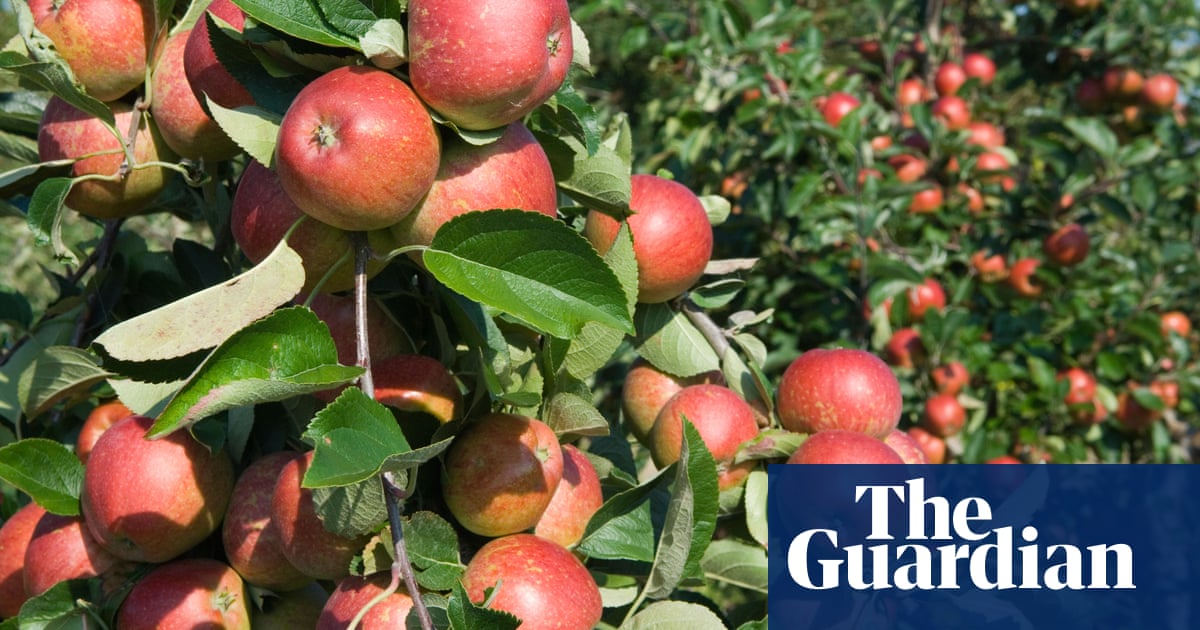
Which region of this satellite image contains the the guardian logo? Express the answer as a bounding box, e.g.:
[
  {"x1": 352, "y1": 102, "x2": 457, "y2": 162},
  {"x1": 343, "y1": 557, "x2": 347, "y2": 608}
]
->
[{"x1": 787, "y1": 478, "x2": 1135, "y2": 591}]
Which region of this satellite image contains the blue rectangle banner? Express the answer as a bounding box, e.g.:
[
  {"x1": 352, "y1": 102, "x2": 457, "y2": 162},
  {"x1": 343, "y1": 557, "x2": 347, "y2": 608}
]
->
[{"x1": 767, "y1": 465, "x2": 1198, "y2": 629}]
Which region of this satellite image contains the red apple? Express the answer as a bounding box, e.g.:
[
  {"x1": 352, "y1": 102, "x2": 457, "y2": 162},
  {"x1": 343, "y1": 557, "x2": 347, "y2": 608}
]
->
[
  {"x1": 1007, "y1": 258, "x2": 1043, "y2": 298},
  {"x1": 1043, "y1": 223, "x2": 1090, "y2": 266},
  {"x1": 906, "y1": 426, "x2": 946, "y2": 464},
  {"x1": 786, "y1": 430, "x2": 905, "y2": 464},
  {"x1": 408, "y1": 0, "x2": 573, "y2": 130},
  {"x1": 962, "y1": 53, "x2": 996, "y2": 86},
  {"x1": 316, "y1": 574, "x2": 412, "y2": 630},
  {"x1": 38, "y1": 97, "x2": 173, "y2": 219},
  {"x1": 1060, "y1": 0, "x2": 1102, "y2": 14},
  {"x1": 971, "y1": 250, "x2": 1008, "y2": 282},
  {"x1": 884, "y1": 429, "x2": 929, "y2": 464},
  {"x1": 1141, "y1": 74, "x2": 1178, "y2": 112},
  {"x1": 306, "y1": 293, "x2": 411, "y2": 369},
  {"x1": 275, "y1": 66, "x2": 441, "y2": 231},
  {"x1": 253, "y1": 582, "x2": 329, "y2": 629},
  {"x1": 149, "y1": 29, "x2": 239, "y2": 161},
  {"x1": 76, "y1": 399, "x2": 133, "y2": 464},
  {"x1": 932, "y1": 96, "x2": 970, "y2": 129},
  {"x1": 896, "y1": 79, "x2": 928, "y2": 108},
  {"x1": 988, "y1": 455, "x2": 1022, "y2": 464},
  {"x1": 461, "y1": 534, "x2": 602, "y2": 630},
  {"x1": 958, "y1": 183, "x2": 986, "y2": 213},
  {"x1": 81, "y1": 415, "x2": 235, "y2": 563},
  {"x1": 885, "y1": 327, "x2": 925, "y2": 369},
  {"x1": 777, "y1": 348, "x2": 903, "y2": 438},
  {"x1": 931, "y1": 361, "x2": 969, "y2": 395},
  {"x1": 29, "y1": 0, "x2": 153, "y2": 102},
  {"x1": 0, "y1": 502, "x2": 46, "y2": 617},
  {"x1": 1116, "y1": 390, "x2": 1160, "y2": 432},
  {"x1": 183, "y1": 0, "x2": 254, "y2": 111},
  {"x1": 116, "y1": 559, "x2": 250, "y2": 630},
  {"x1": 935, "y1": 62, "x2": 967, "y2": 96},
  {"x1": 222, "y1": 451, "x2": 311, "y2": 592},
  {"x1": 442, "y1": 413, "x2": 564, "y2": 537},
  {"x1": 1075, "y1": 77, "x2": 1107, "y2": 113},
  {"x1": 272, "y1": 451, "x2": 371, "y2": 581},
  {"x1": 906, "y1": 278, "x2": 946, "y2": 321},
  {"x1": 909, "y1": 185, "x2": 944, "y2": 214},
  {"x1": 649, "y1": 384, "x2": 761, "y2": 490},
  {"x1": 621, "y1": 358, "x2": 723, "y2": 445},
  {"x1": 820, "y1": 92, "x2": 861, "y2": 126},
  {"x1": 1052, "y1": 368, "x2": 1091, "y2": 407},
  {"x1": 966, "y1": 121, "x2": 1005, "y2": 148},
  {"x1": 888, "y1": 154, "x2": 928, "y2": 183},
  {"x1": 391, "y1": 122, "x2": 558, "y2": 254},
  {"x1": 372, "y1": 354, "x2": 463, "y2": 423},
  {"x1": 1161, "y1": 311, "x2": 1192, "y2": 339},
  {"x1": 921, "y1": 394, "x2": 966, "y2": 438},
  {"x1": 534, "y1": 445, "x2": 603, "y2": 548},
  {"x1": 1103, "y1": 66, "x2": 1144, "y2": 101},
  {"x1": 24, "y1": 512, "x2": 127, "y2": 598},
  {"x1": 975, "y1": 151, "x2": 1010, "y2": 184},
  {"x1": 585, "y1": 174, "x2": 714, "y2": 304}
]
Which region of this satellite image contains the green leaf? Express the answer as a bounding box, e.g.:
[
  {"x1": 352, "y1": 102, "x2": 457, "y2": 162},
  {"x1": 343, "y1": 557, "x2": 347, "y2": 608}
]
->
[
  {"x1": 359, "y1": 18, "x2": 406, "y2": 68},
  {"x1": 232, "y1": 0, "x2": 360, "y2": 48},
  {"x1": 563, "y1": 223, "x2": 637, "y2": 379},
  {"x1": 634, "y1": 303, "x2": 720, "y2": 378},
  {"x1": 744, "y1": 470, "x2": 768, "y2": 547},
  {"x1": 425, "y1": 210, "x2": 634, "y2": 339},
  {"x1": 447, "y1": 581, "x2": 521, "y2": 630},
  {"x1": 0, "y1": 309, "x2": 77, "y2": 423},
  {"x1": 205, "y1": 100, "x2": 281, "y2": 168},
  {"x1": 0, "y1": 439, "x2": 83, "y2": 515},
  {"x1": 643, "y1": 421, "x2": 719, "y2": 599},
  {"x1": 699, "y1": 194, "x2": 731, "y2": 226},
  {"x1": 302, "y1": 387, "x2": 414, "y2": 488},
  {"x1": 624, "y1": 601, "x2": 726, "y2": 630},
  {"x1": 0, "y1": 52, "x2": 112, "y2": 125},
  {"x1": 536, "y1": 131, "x2": 631, "y2": 217},
  {"x1": 311, "y1": 476, "x2": 386, "y2": 539},
  {"x1": 149, "y1": 307, "x2": 364, "y2": 437},
  {"x1": 689, "y1": 279, "x2": 743, "y2": 310},
  {"x1": 17, "y1": 346, "x2": 114, "y2": 419},
  {"x1": 538, "y1": 82, "x2": 602, "y2": 156},
  {"x1": 733, "y1": 429, "x2": 803, "y2": 464},
  {"x1": 14, "y1": 579, "x2": 104, "y2": 629},
  {"x1": 701, "y1": 539, "x2": 768, "y2": 593},
  {"x1": 543, "y1": 392, "x2": 610, "y2": 438},
  {"x1": 94, "y1": 238, "x2": 305, "y2": 364},
  {"x1": 402, "y1": 511, "x2": 465, "y2": 592},
  {"x1": 314, "y1": 0, "x2": 377, "y2": 39},
  {"x1": 1063, "y1": 117, "x2": 1118, "y2": 159},
  {"x1": 577, "y1": 474, "x2": 668, "y2": 562},
  {"x1": 26, "y1": 176, "x2": 74, "y2": 264}
]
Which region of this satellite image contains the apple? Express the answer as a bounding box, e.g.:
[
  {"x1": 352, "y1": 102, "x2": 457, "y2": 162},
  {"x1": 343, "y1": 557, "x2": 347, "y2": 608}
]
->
[
  {"x1": 1141, "y1": 74, "x2": 1178, "y2": 112},
  {"x1": 906, "y1": 278, "x2": 946, "y2": 321},
  {"x1": 461, "y1": 534, "x2": 602, "y2": 630},
  {"x1": 407, "y1": 0, "x2": 573, "y2": 130},
  {"x1": 76, "y1": 399, "x2": 133, "y2": 464},
  {"x1": 391, "y1": 121, "x2": 558, "y2": 254},
  {"x1": 149, "y1": 29, "x2": 239, "y2": 161},
  {"x1": 1149, "y1": 379, "x2": 1180, "y2": 410},
  {"x1": 23, "y1": 512, "x2": 128, "y2": 598},
  {"x1": 183, "y1": 0, "x2": 254, "y2": 111},
  {"x1": 1043, "y1": 223, "x2": 1090, "y2": 266},
  {"x1": 1116, "y1": 390, "x2": 1160, "y2": 432},
  {"x1": 1007, "y1": 258, "x2": 1043, "y2": 298},
  {"x1": 1103, "y1": 66, "x2": 1144, "y2": 101},
  {"x1": 909, "y1": 185, "x2": 944, "y2": 214},
  {"x1": 966, "y1": 121, "x2": 1005, "y2": 148},
  {"x1": 1060, "y1": 0, "x2": 1102, "y2": 14},
  {"x1": 585, "y1": 174, "x2": 714, "y2": 303},
  {"x1": 29, "y1": 0, "x2": 153, "y2": 102},
  {"x1": 932, "y1": 96, "x2": 970, "y2": 130},
  {"x1": 974, "y1": 151, "x2": 1010, "y2": 184},
  {"x1": 649, "y1": 384, "x2": 761, "y2": 490},
  {"x1": 884, "y1": 429, "x2": 929, "y2": 464},
  {"x1": 931, "y1": 361, "x2": 969, "y2": 395},
  {"x1": 0, "y1": 502, "x2": 46, "y2": 617},
  {"x1": 820, "y1": 92, "x2": 861, "y2": 126},
  {"x1": 885, "y1": 327, "x2": 925, "y2": 369},
  {"x1": 888, "y1": 153, "x2": 928, "y2": 183},
  {"x1": 231, "y1": 160, "x2": 390, "y2": 294},
  {"x1": 786, "y1": 430, "x2": 905, "y2": 464},
  {"x1": 275, "y1": 66, "x2": 441, "y2": 231},
  {"x1": 896, "y1": 79, "x2": 928, "y2": 108},
  {"x1": 222, "y1": 451, "x2": 311, "y2": 592},
  {"x1": 1058, "y1": 368, "x2": 1097, "y2": 407},
  {"x1": 962, "y1": 53, "x2": 996, "y2": 86},
  {"x1": 870, "y1": 135, "x2": 893, "y2": 152},
  {"x1": 533, "y1": 444, "x2": 603, "y2": 548},
  {"x1": 971, "y1": 250, "x2": 1007, "y2": 282},
  {"x1": 935, "y1": 62, "x2": 967, "y2": 96},
  {"x1": 116, "y1": 558, "x2": 250, "y2": 630},
  {"x1": 921, "y1": 394, "x2": 966, "y2": 438},
  {"x1": 988, "y1": 455, "x2": 1022, "y2": 464},
  {"x1": 621, "y1": 358, "x2": 723, "y2": 445},
  {"x1": 777, "y1": 348, "x2": 903, "y2": 438},
  {"x1": 1075, "y1": 77, "x2": 1107, "y2": 113},
  {"x1": 442, "y1": 413, "x2": 563, "y2": 537},
  {"x1": 272, "y1": 451, "x2": 372, "y2": 581},
  {"x1": 371, "y1": 354, "x2": 463, "y2": 424},
  {"x1": 316, "y1": 574, "x2": 412, "y2": 629},
  {"x1": 1160, "y1": 310, "x2": 1192, "y2": 339},
  {"x1": 81, "y1": 415, "x2": 235, "y2": 563},
  {"x1": 957, "y1": 183, "x2": 985, "y2": 213},
  {"x1": 306, "y1": 293, "x2": 412, "y2": 368},
  {"x1": 906, "y1": 426, "x2": 946, "y2": 464},
  {"x1": 38, "y1": 97, "x2": 173, "y2": 219},
  {"x1": 253, "y1": 582, "x2": 329, "y2": 629}
]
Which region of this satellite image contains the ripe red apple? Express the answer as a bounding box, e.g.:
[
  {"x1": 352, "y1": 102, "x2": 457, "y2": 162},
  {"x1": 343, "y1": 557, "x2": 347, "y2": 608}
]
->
[
  {"x1": 885, "y1": 327, "x2": 925, "y2": 369},
  {"x1": 38, "y1": 97, "x2": 173, "y2": 219},
  {"x1": 149, "y1": 29, "x2": 239, "y2": 161},
  {"x1": 906, "y1": 426, "x2": 946, "y2": 464},
  {"x1": 372, "y1": 354, "x2": 463, "y2": 423},
  {"x1": 1075, "y1": 77, "x2": 1107, "y2": 113},
  {"x1": 1060, "y1": 0, "x2": 1102, "y2": 14},
  {"x1": 461, "y1": 534, "x2": 602, "y2": 630},
  {"x1": 971, "y1": 250, "x2": 1007, "y2": 282},
  {"x1": 585, "y1": 174, "x2": 714, "y2": 304},
  {"x1": 183, "y1": 0, "x2": 254, "y2": 111},
  {"x1": 408, "y1": 0, "x2": 573, "y2": 130},
  {"x1": 786, "y1": 430, "x2": 905, "y2": 464},
  {"x1": 896, "y1": 79, "x2": 928, "y2": 108},
  {"x1": 820, "y1": 92, "x2": 861, "y2": 126},
  {"x1": 888, "y1": 153, "x2": 928, "y2": 183},
  {"x1": 921, "y1": 394, "x2": 966, "y2": 438},
  {"x1": 1116, "y1": 390, "x2": 1160, "y2": 432},
  {"x1": 988, "y1": 455, "x2": 1022, "y2": 464},
  {"x1": 306, "y1": 293, "x2": 411, "y2": 369},
  {"x1": 391, "y1": 121, "x2": 558, "y2": 254},
  {"x1": 906, "y1": 278, "x2": 946, "y2": 321},
  {"x1": 534, "y1": 444, "x2": 603, "y2": 548},
  {"x1": 442, "y1": 413, "x2": 564, "y2": 537},
  {"x1": 81, "y1": 415, "x2": 235, "y2": 563},
  {"x1": 1160, "y1": 311, "x2": 1192, "y2": 339},
  {"x1": 966, "y1": 121, "x2": 1005, "y2": 148},
  {"x1": 231, "y1": 161, "x2": 390, "y2": 294},
  {"x1": 1007, "y1": 258, "x2": 1043, "y2": 298},
  {"x1": 275, "y1": 66, "x2": 440, "y2": 231},
  {"x1": 29, "y1": 0, "x2": 153, "y2": 102},
  {"x1": 974, "y1": 151, "x2": 1010, "y2": 184},
  {"x1": 76, "y1": 399, "x2": 133, "y2": 464},
  {"x1": 931, "y1": 361, "x2": 969, "y2": 395},
  {"x1": 316, "y1": 574, "x2": 412, "y2": 630},
  {"x1": 1043, "y1": 223, "x2": 1090, "y2": 266},
  {"x1": 962, "y1": 53, "x2": 996, "y2": 86},
  {"x1": 1149, "y1": 379, "x2": 1180, "y2": 409},
  {"x1": 621, "y1": 358, "x2": 723, "y2": 445},
  {"x1": 23, "y1": 512, "x2": 127, "y2": 598},
  {"x1": 649, "y1": 384, "x2": 761, "y2": 490},
  {"x1": 932, "y1": 96, "x2": 970, "y2": 130},
  {"x1": 1141, "y1": 74, "x2": 1178, "y2": 112},
  {"x1": 116, "y1": 559, "x2": 250, "y2": 630},
  {"x1": 0, "y1": 502, "x2": 46, "y2": 617},
  {"x1": 272, "y1": 451, "x2": 372, "y2": 581},
  {"x1": 1103, "y1": 66, "x2": 1144, "y2": 101},
  {"x1": 777, "y1": 348, "x2": 903, "y2": 438},
  {"x1": 222, "y1": 451, "x2": 311, "y2": 592},
  {"x1": 935, "y1": 62, "x2": 967, "y2": 96},
  {"x1": 883, "y1": 429, "x2": 929, "y2": 464},
  {"x1": 909, "y1": 185, "x2": 944, "y2": 214},
  {"x1": 958, "y1": 183, "x2": 985, "y2": 213}
]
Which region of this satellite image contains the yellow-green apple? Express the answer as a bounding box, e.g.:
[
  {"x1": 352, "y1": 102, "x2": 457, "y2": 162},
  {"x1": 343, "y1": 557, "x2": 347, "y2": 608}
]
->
[
  {"x1": 81, "y1": 415, "x2": 234, "y2": 563},
  {"x1": 649, "y1": 384, "x2": 761, "y2": 490},
  {"x1": 885, "y1": 327, "x2": 925, "y2": 368},
  {"x1": 253, "y1": 582, "x2": 329, "y2": 629},
  {"x1": 183, "y1": 0, "x2": 253, "y2": 111},
  {"x1": 962, "y1": 53, "x2": 996, "y2": 86},
  {"x1": 76, "y1": 399, "x2": 133, "y2": 464},
  {"x1": 820, "y1": 92, "x2": 860, "y2": 126},
  {"x1": 585, "y1": 174, "x2": 714, "y2": 303},
  {"x1": 391, "y1": 121, "x2": 558, "y2": 255},
  {"x1": 931, "y1": 361, "x2": 969, "y2": 395},
  {"x1": 1141, "y1": 74, "x2": 1178, "y2": 112},
  {"x1": 29, "y1": 0, "x2": 154, "y2": 102},
  {"x1": 1103, "y1": 66, "x2": 1144, "y2": 101},
  {"x1": 932, "y1": 95, "x2": 970, "y2": 129},
  {"x1": 372, "y1": 354, "x2": 463, "y2": 423},
  {"x1": 23, "y1": 512, "x2": 128, "y2": 597},
  {"x1": 407, "y1": 0, "x2": 573, "y2": 130},
  {"x1": 786, "y1": 430, "x2": 904, "y2": 464},
  {"x1": 1160, "y1": 310, "x2": 1192, "y2": 339},
  {"x1": 461, "y1": 534, "x2": 602, "y2": 630},
  {"x1": 150, "y1": 29, "x2": 239, "y2": 161},
  {"x1": 316, "y1": 574, "x2": 412, "y2": 630},
  {"x1": 1043, "y1": 223, "x2": 1089, "y2": 266},
  {"x1": 222, "y1": 451, "x2": 310, "y2": 592},
  {"x1": 620, "y1": 358, "x2": 723, "y2": 445},
  {"x1": 906, "y1": 426, "x2": 946, "y2": 464},
  {"x1": 38, "y1": 97, "x2": 174, "y2": 219},
  {"x1": 271, "y1": 451, "x2": 371, "y2": 581},
  {"x1": 275, "y1": 66, "x2": 440, "y2": 231},
  {"x1": 442, "y1": 413, "x2": 563, "y2": 537},
  {"x1": 921, "y1": 394, "x2": 966, "y2": 437},
  {"x1": 906, "y1": 277, "x2": 946, "y2": 321},
  {"x1": 0, "y1": 502, "x2": 45, "y2": 617},
  {"x1": 935, "y1": 62, "x2": 967, "y2": 96},
  {"x1": 116, "y1": 558, "x2": 250, "y2": 630},
  {"x1": 777, "y1": 348, "x2": 903, "y2": 438},
  {"x1": 534, "y1": 445, "x2": 603, "y2": 548},
  {"x1": 1007, "y1": 258, "x2": 1043, "y2": 298},
  {"x1": 883, "y1": 429, "x2": 929, "y2": 464}
]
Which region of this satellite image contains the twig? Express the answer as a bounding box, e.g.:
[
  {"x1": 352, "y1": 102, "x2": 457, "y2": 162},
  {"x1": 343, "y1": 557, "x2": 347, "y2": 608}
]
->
[
  {"x1": 70, "y1": 218, "x2": 125, "y2": 348},
  {"x1": 681, "y1": 297, "x2": 731, "y2": 358}
]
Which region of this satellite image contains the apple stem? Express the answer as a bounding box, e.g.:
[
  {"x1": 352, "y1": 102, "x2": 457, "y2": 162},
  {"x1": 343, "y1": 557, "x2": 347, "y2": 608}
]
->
[
  {"x1": 383, "y1": 472, "x2": 434, "y2": 629},
  {"x1": 117, "y1": 97, "x2": 146, "y2": 179},
  {"x1": 681, "y1": 297, "x2": 731, "y2": 358}
]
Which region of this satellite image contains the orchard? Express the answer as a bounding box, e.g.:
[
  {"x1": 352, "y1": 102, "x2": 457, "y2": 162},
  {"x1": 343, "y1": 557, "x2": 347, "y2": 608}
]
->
[{"x1": 0, "y1": 0, "x2": 1197, "y2": 628}]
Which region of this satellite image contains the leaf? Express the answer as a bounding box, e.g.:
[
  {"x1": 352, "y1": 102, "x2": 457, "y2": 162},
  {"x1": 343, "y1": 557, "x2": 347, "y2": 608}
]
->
[
  {"x1": 425, "y1": 210, "x2": 634, "y2": 339},
  {"x1": 744, "y1": 470, "x2": 768, "y2": 547},
  {"x1": 0, "y1": 51, "x2": 112, "y2": 125},
  {"x1": 1063, "y1": 117, "x2": 1118, "y2": 159},
  {"x1": 543, "y1": 392, "x2": 610, "y2": 438},
  {"x1": 17, "y1": 346, "x2": 114, "y2": 419},
  {"x1": 562, "y1": 223, "x2": 637, "y2": 379},
  {"x1": 402, "y1": 511, "x2": 465, "y2": 592},
  {"x1": 26, "y1": 176, "x2": 75, "y2": 264},
  {"x1": 643, "y1": 421, "x2": 719, "y2": 599},
  {"x1": 205, "y1": 100, "x2": 281, "y2": 167},
  {"x1": 232, "y1": 0, "x2": 360, "y2": 48},
  {"x1": 14, "y1": 579, "x2": 103, "y2": 629},
  {"x1": 359, "y1": 18, "x2": 405, "y2": 68},
  {"x1": 0, "y1": 439, "x2": 83, "y2": 515},
  {"x1": 93, "y1": 237, "x2": 305, "y2": 363},
  {"x1": 447, "y1": 581, "x2": 521, "y2": 630},
  {"x1": 536, "y1": 131, "x2": 631, "y2": 217},
  {"x1": 149, "y1": 307, "x2": 363, "y2": 437},
  {"x1": 302, "y1": 387, "x2": 423, "y2": 488},
  {"x1": 311, "y1": 476, "x2": 386, "y2": 539},
  {"x1": 624, "y1": 601, "x2": 726, "y2": 630},
  {"x1": 689, "y1": 279, "x2": 743, "y2": 310},
  {"x1": 313, "y1": 0, "x2": 377, "y2": 39},
  {"x1": 577, "y1": 474, "x2": 668, "y2": 562},
  {"x1": 538, "y1": 82, "x2": 602, "y2": 156},
  {"x1": 733, "y1": 429, "x2": 804, "y2": 464},
  {"x1": 633, "y1": 303, "x2": 720, "y2": 378},
  {"x1": 701, "y1": 539, "x2": 768, "y2": 593},
  {"x1": 699, "y1": 194, "x2": 731, "y2": 226}
]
